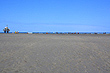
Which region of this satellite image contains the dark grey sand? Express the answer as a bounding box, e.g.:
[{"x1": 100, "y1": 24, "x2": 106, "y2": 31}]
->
[{"x1": 0, "y1": 34, "x2": 110, "y2": 73}]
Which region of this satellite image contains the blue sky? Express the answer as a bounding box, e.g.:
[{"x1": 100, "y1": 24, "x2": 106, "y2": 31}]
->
[{"x1": 0, "y1": 0, "x2": 110, "y2": 32}]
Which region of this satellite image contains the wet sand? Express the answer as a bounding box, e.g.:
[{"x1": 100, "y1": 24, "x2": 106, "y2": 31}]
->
[{"x1": 0, "y1": 34, "x2": 110, "y2": 73}]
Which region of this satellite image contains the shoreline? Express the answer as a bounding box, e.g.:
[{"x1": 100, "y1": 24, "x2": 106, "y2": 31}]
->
[
  {"x1": 0, "y1": 31, "x2": 110, "y2": 34},
  {"x1": 0, "y1": 33, "x2": 110, "y2": 36}
]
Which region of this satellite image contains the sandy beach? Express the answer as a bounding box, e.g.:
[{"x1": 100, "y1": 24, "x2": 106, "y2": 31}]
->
[{"x1": 0, "y1": 34, "x2": 110, "y2": 73}]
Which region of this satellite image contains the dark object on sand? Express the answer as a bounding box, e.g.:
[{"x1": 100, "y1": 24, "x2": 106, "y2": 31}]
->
[
  {"x1": 94, "y1": 33, "x2": 97, "y2": 34},
  {"x1": 3, "y1": 27, "x2": 10, "y2": 33},
  {"x1": 103, "y1": 32, "x2": 106, "y2": 34},
  {"x1": 56, "y1": 32, "x2": 58, "y2": 34}
]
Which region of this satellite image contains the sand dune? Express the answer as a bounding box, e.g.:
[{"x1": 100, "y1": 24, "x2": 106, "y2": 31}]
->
[{"x1": 0, "y1": 34, "x2": 110, "y2": 73}]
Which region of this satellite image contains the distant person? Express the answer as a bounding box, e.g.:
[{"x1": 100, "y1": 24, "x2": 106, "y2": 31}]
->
[
  {"x1": 3, "y1": 29, "x2": 6, "y2": 33},
  {"x1": 7, "y1": 28, "x2": 10, "y2": 33},
  {"x1": 3, "y1": 27, "x2": 7, "y2": 33}
]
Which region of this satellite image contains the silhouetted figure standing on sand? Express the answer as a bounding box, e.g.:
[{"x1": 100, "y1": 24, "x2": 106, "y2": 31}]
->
[{"x1": 3, "y1": 27, "x2": 10, "y2": 33}]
